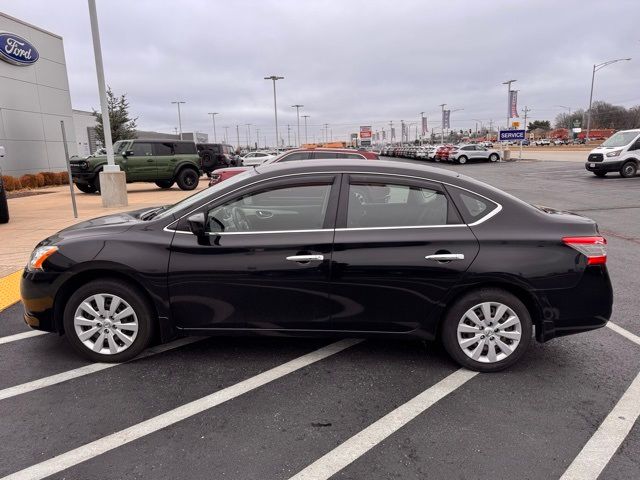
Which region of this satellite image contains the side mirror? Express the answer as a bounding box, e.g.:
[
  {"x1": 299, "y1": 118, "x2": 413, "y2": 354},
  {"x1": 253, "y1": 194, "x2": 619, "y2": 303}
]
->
[
  {"x1": 187, "y1": 212, "x2": 206, "y2": 237},
  {"x1": 123, "y1": 150, "x2": 134, "y2": 158}
]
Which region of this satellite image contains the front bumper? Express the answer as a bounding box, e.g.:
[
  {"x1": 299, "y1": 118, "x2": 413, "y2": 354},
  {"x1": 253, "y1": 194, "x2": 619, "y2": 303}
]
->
[
  {"x1": 585, "y1": 160, "x2": 624, "y2": 173},
  {"x1": 20, "y1": 269, "x2": 61, "y2": 333}
]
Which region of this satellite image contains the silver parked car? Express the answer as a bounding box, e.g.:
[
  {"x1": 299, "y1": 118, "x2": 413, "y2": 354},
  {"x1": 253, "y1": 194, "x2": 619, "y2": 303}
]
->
[
  {"x1": 448, "y1": 144, "x2": 501, "y2": 164},
  {"x1": 240, "y1": 151, "x2": 277, "y2": 166}
]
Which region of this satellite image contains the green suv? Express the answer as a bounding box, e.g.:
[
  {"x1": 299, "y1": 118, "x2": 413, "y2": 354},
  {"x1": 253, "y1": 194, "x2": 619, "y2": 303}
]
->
[{"x1": 70, "y1": 139, "x2": 202, "y2": 193}]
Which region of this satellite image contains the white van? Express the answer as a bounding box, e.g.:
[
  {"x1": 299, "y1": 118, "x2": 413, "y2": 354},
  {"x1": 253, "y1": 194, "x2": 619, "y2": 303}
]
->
[{"x1": 585, "y1": 129, "x2": 640, "y2": 178}]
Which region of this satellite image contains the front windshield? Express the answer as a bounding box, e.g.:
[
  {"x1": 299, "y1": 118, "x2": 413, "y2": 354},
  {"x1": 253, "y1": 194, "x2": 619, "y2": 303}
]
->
[
  {"x1": 601, "y1": 131, "x2": 639, "y2": 148},
  {"x1": 155, "y1": 169, "x2": 257, "y2": 220}
]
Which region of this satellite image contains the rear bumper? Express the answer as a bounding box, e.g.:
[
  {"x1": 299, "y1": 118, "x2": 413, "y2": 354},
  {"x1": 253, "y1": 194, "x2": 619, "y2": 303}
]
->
[
  {"x1": 585, "y1": 160, "x2": 624, "y2": 173},
  {"x1": 536, "y1": 265, "x2": 613, "y2": 342}
]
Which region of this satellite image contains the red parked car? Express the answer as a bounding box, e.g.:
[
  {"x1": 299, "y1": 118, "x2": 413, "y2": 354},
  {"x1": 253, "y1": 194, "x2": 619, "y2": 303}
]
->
[
  {"x1": 208, "y1": 147, "x2": 379, "y2": 186},
  {"x1": 435, "y1": 144, "x2": 454, "y2": 162}
]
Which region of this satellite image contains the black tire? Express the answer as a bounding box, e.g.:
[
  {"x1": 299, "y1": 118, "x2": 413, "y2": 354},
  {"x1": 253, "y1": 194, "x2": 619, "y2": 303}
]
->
[
  {"x1": 489, "y1": 153, "x2": 499, "y2": 162},
  {"x1": 457, "y1": 156, "x2": 468, "y2": 165},
  {"x1": 593, "y1": 172, "x2": 607, "y2": 178},
  {"x1": 0, "y1": 185, "x2": 9, "y2": 224},
  {"x1": 176, "y1": 168, "x2": 200, "y2": 190},
  {"x1": 75, "y1": 182, "x2": 97, "y2": 194},
  {"x1": 620, "y1": 161, "x2": 637, "y2": 178},
  {"x1": 92, "y1": 174, "x2": 101, "y2": 193},
  {"x1": 155, "y1": 180, "x2": 174, "y2": 189},
  {"x1": 63, "y1": 279, "x2": 154, "y2": 363},
  {"x1": 440, "y1": 288, "x2": 533, "y2": 373},
  {"x1": 200, "y1": 151, "x2": 214, "y2": 170}
]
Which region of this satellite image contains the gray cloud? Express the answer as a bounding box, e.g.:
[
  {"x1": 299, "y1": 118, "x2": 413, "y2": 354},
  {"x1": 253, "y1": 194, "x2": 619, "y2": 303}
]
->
[{"x1": 4, "y1": 0, "x2": 639, "y2": 144}]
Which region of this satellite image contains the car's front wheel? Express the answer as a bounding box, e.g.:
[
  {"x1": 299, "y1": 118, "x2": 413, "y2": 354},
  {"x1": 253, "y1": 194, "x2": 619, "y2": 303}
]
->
[
  {"x1": 441, "y1": 288, "x2": 532, "y2": 372},
  {"x1": 63, "y1": 279, "x2": 154, "y2": 362},
  {"x1": 457, "y1": 156, "x2": 468, "y2": 164},
  {"x1": 155, "y1": 180, "x2": 174, "y2": 189},
  {"x1": 75, "y1": 182, "x2": 97, "y2": 194},
  {"x1": 176, "y1": 168, "x2": 200, "y2": 190},
  {"x1": 620, "y1": 161, "x2": 637, "y2": 178},
  {"x1": 489, "y1": 153, "x2": 499, "y2": 162}
]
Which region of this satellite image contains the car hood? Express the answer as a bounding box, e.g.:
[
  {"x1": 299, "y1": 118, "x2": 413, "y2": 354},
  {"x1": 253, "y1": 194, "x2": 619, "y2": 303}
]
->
[{"x1": 45, "y1": 207, "x2": 154, "y2": 244}]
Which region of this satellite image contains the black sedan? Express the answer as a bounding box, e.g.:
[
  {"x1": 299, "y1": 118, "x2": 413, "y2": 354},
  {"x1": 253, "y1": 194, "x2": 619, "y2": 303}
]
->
[{"x1": 21, "y1": 160, "x2": 612, "y2": 372}]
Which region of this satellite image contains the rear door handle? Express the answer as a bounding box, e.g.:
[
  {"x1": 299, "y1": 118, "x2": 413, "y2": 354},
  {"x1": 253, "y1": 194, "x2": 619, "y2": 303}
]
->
[
  {"x1": 425, "y1": 253, "x2": 465, "y2": 261},
  {"x1": 286, "y1": 255, "x2": 324, "y2": 262},
  {"x1": 256, "y1": 210, "x2": 273, "y2": 219}
]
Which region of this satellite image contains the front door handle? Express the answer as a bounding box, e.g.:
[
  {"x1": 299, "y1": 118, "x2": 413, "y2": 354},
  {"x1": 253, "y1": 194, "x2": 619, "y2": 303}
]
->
[
  {"x1": 286, "y1": 255, "x2": 324, "y2": 263},
  {"x1": 147, "y1": 159, "x2": 154, "y2": 163},
  {"x1": 256, "y1": 210, "x2": 273, "y2": 219},
  {"x1": 425, "y1": 253, "x2": 465, "y2": 261}
]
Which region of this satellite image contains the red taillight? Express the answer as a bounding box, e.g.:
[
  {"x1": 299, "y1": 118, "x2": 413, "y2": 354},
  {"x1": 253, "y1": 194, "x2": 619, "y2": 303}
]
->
[{"x1": 562, "y1": 236, "x2": 607, "y2": 265}]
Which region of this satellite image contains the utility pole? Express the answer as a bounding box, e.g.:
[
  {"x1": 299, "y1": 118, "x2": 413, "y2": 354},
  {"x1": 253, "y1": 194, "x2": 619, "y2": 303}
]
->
[
  {"x1": 388, "y1": 121, "x2": 394, "y2": 143},
  {"x1": 287, "y1": 124, "x2": 291, "y2": 147},
  {"x1": 291, "y1": 104, "x2": 303, "y2": 147},
  {"x1": 301, "y1": 115, "x2": 310, "y2": 145},
  {"x1": 439, "y1": 104, "x2": 446, "y2": 144},
  {"x1": 488, "y1": 119, "x2": 494, "y2": 141},
  {"x1": 323, "y1": 123, "x2": 329, "y2": 144},
  {"x1": 223, "y1": 126, "x2": 229, "y2": 144},
  {"x1": 245, "y1": 124, "x2": 252, "y2": 150},
  {"x1": 419, "y1": 112, "x2": 425, "y2": 145},
  {"x1": 171, "y1": 101, "x2": 185, "y2": 140},
  {"x1": 207, "y1": 112, "x2": 219, "y2": 143},
  {"x1": 235, "y1": 125, "x2": 240, "y2": 150},
  {"x1": 521, "y1": 106, "x2": 531, "y2": 132},
  {"x1": 256, "y1": 128, "x2": 260, "y2": 149}
]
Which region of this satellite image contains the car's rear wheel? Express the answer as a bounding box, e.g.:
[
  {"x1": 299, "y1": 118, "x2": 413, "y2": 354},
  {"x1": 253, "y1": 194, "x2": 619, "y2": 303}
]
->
[
  {"x1": 155, "y1": 180, "x2": 174, "y2": 189},
  {"x1": 620, "y1": 161, "x2": 637, "y2": 178},
  {"x1": 441, "y1": 288, "x2": 532, "y2": 372},
  {"x1": 176, "y1": 168, "x2": 200, "y2": 190},
  {"x1": 63, "y1": 279, "x2": 153, "y2": 362},
  {"x1": 457, "y1": 156, "x2": 468, "y2": 164},
  {"x1": 593, "y1": 171, "x2": 607, "y2": 178},
  {"x1": 75, "y1": 182, "x2": 97, "y2": 194},
  {"x1": 489, "y1": 153, "x2": 499, "y2": 162}
]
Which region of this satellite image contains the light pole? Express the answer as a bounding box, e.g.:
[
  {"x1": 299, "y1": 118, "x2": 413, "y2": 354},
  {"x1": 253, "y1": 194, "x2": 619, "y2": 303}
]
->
[
  {"x1": 171, "y1": 101, "x2": 185, "y2": 140},
  {"x1": 472, "y1": 119, "x2": 484, "y2": 138},
  {"x1": 291, "y1": 104, "x2": 303, "y2": 147},
  {"x1": 207, "y1": 112, "x2": 219, "y2": 143},
  {"x1": 419, "y1": 111, "x2": 425, "y2": 145},
  {"x1": 256, "y1": 128, "x2": 260, "y2": 148},
  {"x1": 323, "y1": 123, "x2": 329, "y2": 143},
  {"x1": 439, "y1": 104, "x2": 446, "y2": 144},
  {"x1": 88, "y1": 0, "x2": 127, "y2": 206},
  {"x1": 586, "y1": 58, "x2": 631, "y2": 140},
  {"x1": 502, "y1": 79, "x2": 517, "y2": 132},
  {"x1": 223, "y1": 126, "x2": 229, "y2": 144},
  {"x1": 245, "y1": 123, "x2": 252, "y2": 150},
  {"x1": 301, "y1": 115, "x2": 310, "y2": 145},
  {"x1": 264, "y1": 75, "x2": 284, "y2": 151},
  {"x1": 235, "y1": 125, "x2": 240, "y2": 150}
]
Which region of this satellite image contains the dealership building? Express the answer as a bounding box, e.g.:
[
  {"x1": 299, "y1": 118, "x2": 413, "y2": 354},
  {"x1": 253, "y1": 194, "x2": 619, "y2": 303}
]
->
[{"x1": 0, "y1": 12, "x2": 80, "y2": 177}]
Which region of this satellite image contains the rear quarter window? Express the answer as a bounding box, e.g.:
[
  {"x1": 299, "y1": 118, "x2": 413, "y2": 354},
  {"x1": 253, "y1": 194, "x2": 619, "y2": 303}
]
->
[
  {"x1": 447, "y1": 185, "x2": 499, "y2": 224},
  {"x1": 175, "y1": 142, "x2": 197, "y2": 154}
]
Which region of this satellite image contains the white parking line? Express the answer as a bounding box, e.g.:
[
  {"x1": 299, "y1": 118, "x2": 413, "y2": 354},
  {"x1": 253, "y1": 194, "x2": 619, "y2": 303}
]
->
[
  {"x1": 0, "y1": 337, "x2": 202, "y2": 401},
  {"x1": 289, "y1": 368, "x2": 478, "y2": 480},
  {"x1": 0, "y1": 330, "x2": 47, "y2": 345},
  {"x1": 607, "y1": 322, "x2": 640, "y2": 347},
  {"x1": 560, "y1": 369, "x2": 640, "y2": 480},
  {"x1": 1, "y1": 338, "x2": 362, "y2": 480}
]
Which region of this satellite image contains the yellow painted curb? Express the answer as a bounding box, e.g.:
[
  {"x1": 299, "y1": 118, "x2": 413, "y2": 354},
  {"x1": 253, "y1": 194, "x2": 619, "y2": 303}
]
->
[{"x1": 0, "y1": 270, "x2": 21, "y2": 312}]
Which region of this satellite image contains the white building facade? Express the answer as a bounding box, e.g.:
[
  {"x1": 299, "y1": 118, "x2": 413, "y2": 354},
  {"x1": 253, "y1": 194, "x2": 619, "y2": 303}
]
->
[{"x1": 0, "y1": 12, "x2": 76, "y2": 177}]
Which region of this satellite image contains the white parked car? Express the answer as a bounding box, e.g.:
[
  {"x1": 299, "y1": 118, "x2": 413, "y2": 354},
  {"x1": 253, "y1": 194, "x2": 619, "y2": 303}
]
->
[
  {"x1": 448, "y1": 144, "x2": 501, "y2": 164},
  {"x1": 240, "y1": 151, "x2": 277, "y2": 166}
]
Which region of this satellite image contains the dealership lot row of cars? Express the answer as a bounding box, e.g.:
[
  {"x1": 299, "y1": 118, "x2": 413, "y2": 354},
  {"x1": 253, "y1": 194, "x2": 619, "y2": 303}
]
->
[{"x1": 382, "y1": 143, "x2": 502, "y2": 164}]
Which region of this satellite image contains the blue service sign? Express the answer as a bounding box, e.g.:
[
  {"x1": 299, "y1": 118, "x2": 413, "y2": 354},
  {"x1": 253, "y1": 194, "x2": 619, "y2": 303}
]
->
[
  {"x1": 0, "y1": 32, "x2": 39, "y2": 66},
  {"x1": 499, "y1": 130, "x2": 525, "y2": 141}
]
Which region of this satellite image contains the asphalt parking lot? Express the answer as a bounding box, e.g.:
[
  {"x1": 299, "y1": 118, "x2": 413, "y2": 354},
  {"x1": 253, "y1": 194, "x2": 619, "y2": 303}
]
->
[{"x1": 0, "y1": 158, "x2": 639, "y2": 480}]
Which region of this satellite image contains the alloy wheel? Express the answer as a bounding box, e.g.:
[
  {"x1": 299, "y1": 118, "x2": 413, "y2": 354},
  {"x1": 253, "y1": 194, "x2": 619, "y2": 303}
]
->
[
  {"x1": 456, "y1": 302, "x2": 522, "y2": 363},
  {"x1": 73, "y1": 293, "x2": 139, "y2": 355}
]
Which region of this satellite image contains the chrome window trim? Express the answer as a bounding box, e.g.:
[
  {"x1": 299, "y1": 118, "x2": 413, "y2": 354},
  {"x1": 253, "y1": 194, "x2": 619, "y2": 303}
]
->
[{"x1": 162, "y1": 169, "x2": 503, "y2": 235}]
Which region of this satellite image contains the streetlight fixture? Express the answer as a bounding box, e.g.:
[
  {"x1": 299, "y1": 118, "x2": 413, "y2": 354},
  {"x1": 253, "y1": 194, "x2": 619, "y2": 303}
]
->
[
  {"x1": 207, "y1": 112, "x2": 219, "y2": 143},
  {"x1": 171, "y1": 101, "x2": 186, "y2": 140},
  {"x1": 264, "y1": 75, "x2": 284, "y2": 150},
  {"x1": 301, "y1": 115, "x2": 310, "y2": 145},
  {"x1": 291, "y1": 104, "x2": 303, "y2": 147},
  {"x1": 586, "y1": 58, "x2": 631, "y2": 140}
]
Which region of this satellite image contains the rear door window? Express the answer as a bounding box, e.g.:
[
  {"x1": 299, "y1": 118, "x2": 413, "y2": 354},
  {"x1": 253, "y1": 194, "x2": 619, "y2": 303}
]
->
[
  {"x1": 175, "y1": 142, "x2": 197, "y2": 154},
  {"x1": 153, "y1": 142, "x2": 174, "y2": 156},
  {"x1": 446, "y1": 186, "x2": 499, "y2": 224}
]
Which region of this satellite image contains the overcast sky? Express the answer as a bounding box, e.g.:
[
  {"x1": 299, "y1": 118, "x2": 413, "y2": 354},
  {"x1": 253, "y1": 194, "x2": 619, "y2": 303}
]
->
[{"x1": 4, "y1": 0, "x2": 640, "y2": 144}]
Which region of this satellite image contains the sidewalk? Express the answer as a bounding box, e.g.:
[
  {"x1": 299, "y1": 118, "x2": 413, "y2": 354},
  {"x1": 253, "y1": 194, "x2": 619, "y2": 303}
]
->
[{"x1": 0, "y1": 180, "x2": 208, "y2": 277}]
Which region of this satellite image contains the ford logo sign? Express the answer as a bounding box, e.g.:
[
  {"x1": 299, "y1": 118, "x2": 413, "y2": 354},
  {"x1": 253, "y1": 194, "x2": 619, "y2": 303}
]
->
[{"x1": 0, "y1": 32, "x2": 39, "y2": 66}]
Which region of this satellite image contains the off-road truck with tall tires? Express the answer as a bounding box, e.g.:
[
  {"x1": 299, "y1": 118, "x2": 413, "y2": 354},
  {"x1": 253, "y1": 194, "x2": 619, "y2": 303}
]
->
[
  {"x1": 70, "y1": 139, "x2": 202, "y2": 193},
  {"x1": 196, "y1": 143, "x2": 239, "y2": 176}
]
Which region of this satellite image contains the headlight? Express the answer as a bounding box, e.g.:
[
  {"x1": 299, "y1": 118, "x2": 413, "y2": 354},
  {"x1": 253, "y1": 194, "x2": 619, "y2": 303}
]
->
[
  {"x1": 606, "y1": 150, "x2": 622, "y2": 157},
  {"x1": 28, "y1": 246, "x2": 58, "y2": 271},
  {"x1": 79, "y1": 161, "x2": 88, "y2": 169}
]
